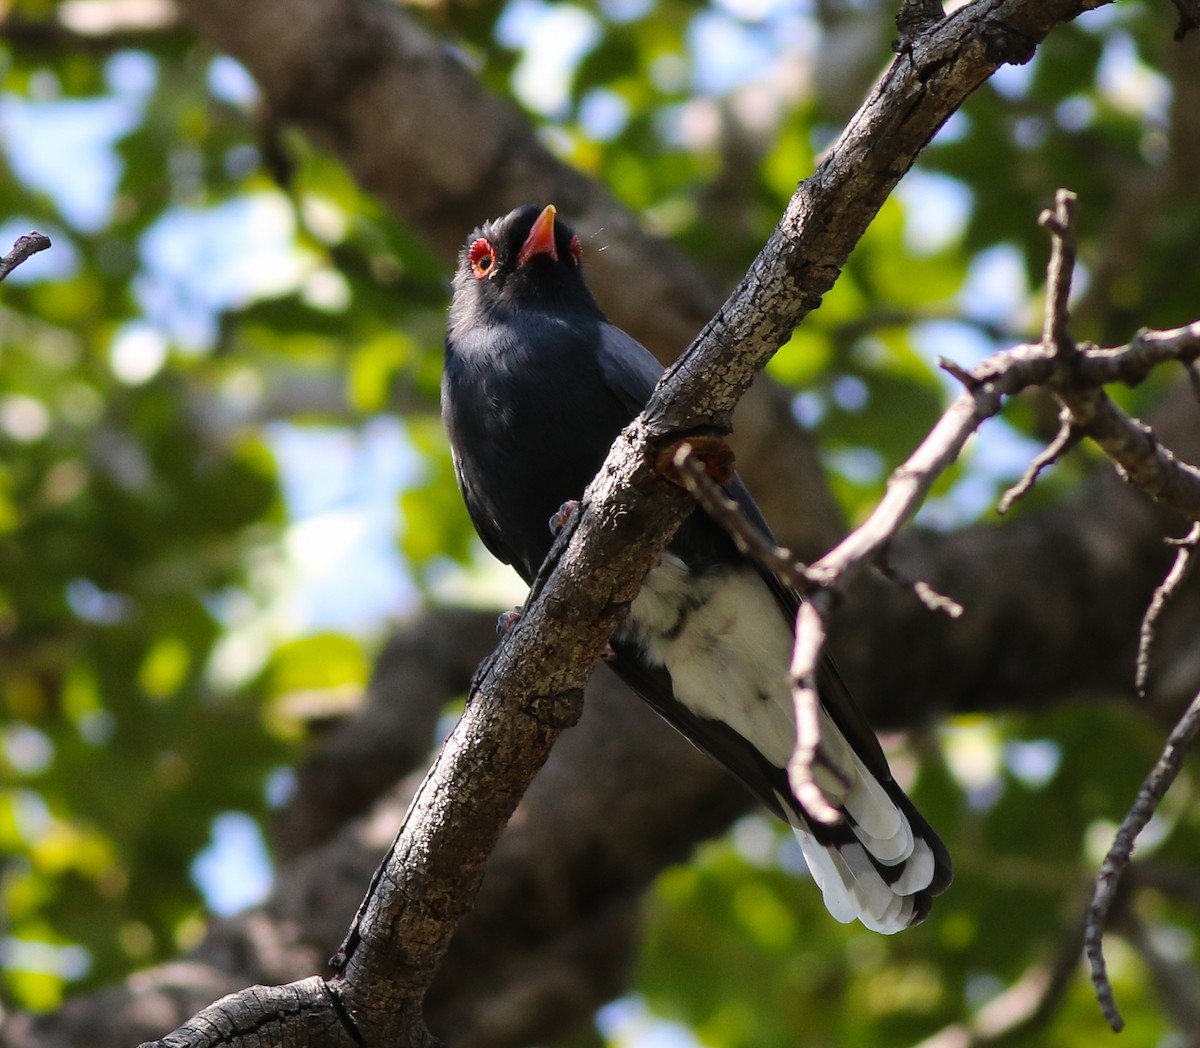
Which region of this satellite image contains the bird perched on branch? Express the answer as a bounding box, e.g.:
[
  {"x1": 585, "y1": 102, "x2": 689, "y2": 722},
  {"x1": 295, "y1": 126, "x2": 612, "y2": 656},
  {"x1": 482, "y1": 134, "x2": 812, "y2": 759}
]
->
[{"x1": 442, "y1": 204, "x2": 951, "y2": 933}]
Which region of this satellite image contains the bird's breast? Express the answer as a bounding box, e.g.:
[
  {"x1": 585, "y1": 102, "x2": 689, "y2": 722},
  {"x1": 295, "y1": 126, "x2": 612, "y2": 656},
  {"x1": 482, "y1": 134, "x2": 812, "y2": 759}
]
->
[{"x1": 443, "y1": 333, "x2": 634, "y2": 581}]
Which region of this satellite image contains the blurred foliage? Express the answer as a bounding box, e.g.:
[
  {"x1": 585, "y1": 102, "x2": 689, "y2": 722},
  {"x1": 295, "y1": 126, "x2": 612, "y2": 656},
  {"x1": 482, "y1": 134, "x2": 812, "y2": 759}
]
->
[{"x1": 2, "y1": 0, "x2": 1200, "y2": 1044}]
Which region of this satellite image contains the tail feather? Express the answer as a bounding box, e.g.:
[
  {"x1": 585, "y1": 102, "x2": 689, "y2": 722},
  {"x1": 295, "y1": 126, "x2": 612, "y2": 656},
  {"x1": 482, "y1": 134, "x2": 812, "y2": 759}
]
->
[
  {"x1": 784, "y1": 713, "x2": 951, "y2": 934},
  {"x1": 796, "y1": 835, "x2": 917, "y2": 933},
  {"x1": 834, "y1": 730, "x2": 912, "y2": 862},
  {"x1": 891, "y1": 837, "x2": 937, "y2": 895}
]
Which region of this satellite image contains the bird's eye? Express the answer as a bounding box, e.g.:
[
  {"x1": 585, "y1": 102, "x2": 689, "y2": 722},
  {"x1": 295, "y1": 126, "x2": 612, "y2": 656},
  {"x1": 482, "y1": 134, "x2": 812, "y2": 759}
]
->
[
  {"x1": 468, "y1": 238, "x2": 497, "y2": 279},
  {"x1": 569, "y1": 234, "x2": 583, "y2": 266}
]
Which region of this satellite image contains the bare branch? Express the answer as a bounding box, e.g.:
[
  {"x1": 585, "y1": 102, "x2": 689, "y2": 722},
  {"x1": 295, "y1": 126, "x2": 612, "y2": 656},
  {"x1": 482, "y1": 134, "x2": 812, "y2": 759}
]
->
[
  {"x1": 1136, "y1": 521, "x2": 1200, "y2": 695},
  {"x1": 669, "y1": 441, "x2": 849, "y2": 822},
  {"x1": 876, "y1": 560, "x2": 965, "y2": 617},
  {"x1": 0, "y1": 232, "x2": 51, "y2": 283},
  {"x1": 1085, "y1": 688, "x2": 1200, "y2": 1033},
  {"x1": 1075, "y1": 322, "x2": 1200, "y2": 384},
  {"x1": 911, "y1": 580, "x2": 965, "y2": 617},
  {"x1": 766, "y1": 345, "x2": 1029, "y2": 814},
  {"x1": 1038, "y1": 189, "x2": 1079, "y2": 357},
  {"x1": 667, "y1": 186, "x2": 1200, "y2": 1039},
  {"x1": 1053, "y1": 379, "x2": 1200, "y2": 517},
  {"x1": 997, "y1": 410, "x2": 1081, "y2": 514},
  {"x1": 1024, "y1": 197, "x2": 1200, "y2": 518},
  {"x1": 806, "y1": 359, "x2": 1016, "y2": 586},
  {"x1": 788, "y1": 597, "x2": 845, "y2": 825},
  {"x1": 1035, "y1": 193, "x2": 1200, "y2": 514}
]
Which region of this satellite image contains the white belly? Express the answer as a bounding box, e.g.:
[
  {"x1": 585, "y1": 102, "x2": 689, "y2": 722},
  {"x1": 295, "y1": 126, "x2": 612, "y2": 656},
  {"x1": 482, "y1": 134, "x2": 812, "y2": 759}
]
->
[{"x1": 616, "y1": 555, "x2": 798, "y2": 768}]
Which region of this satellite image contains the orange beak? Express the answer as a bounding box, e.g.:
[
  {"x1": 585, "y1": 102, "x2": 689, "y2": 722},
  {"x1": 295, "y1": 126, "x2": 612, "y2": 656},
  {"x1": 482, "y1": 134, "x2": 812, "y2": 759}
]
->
[{"x1": 516, "y1": 204, "x2": 559, "y2": 268}]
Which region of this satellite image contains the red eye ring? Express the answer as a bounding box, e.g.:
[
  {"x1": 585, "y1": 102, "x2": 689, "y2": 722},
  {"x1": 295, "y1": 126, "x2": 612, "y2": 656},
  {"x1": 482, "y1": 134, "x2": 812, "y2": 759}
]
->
[
  {"x1": 468, "y1": 237, "x2": 497, "y2": 279},
  {"x1": 569, "y1": 234, "x2": 582, "y2": 265}
]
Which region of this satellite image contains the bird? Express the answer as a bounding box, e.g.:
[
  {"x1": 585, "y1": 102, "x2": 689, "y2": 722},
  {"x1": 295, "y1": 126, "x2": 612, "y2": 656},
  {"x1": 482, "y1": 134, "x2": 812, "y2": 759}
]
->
[{"x1": 442, "y1": 203, "x2": 951, "y2": 933}]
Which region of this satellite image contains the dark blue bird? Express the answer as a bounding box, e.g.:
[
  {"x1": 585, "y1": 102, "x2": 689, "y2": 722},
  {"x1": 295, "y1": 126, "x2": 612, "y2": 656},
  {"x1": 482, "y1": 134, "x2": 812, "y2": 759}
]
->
[{"x1": 442, "y1": 204, "x2": 951, "y2": 932}]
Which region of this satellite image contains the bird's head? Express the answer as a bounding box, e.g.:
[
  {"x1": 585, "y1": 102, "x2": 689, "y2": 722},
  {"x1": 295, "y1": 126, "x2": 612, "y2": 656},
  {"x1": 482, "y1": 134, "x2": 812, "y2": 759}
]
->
[{"x1": 450, "y1": 204, "x2": 602, "y2": 323}]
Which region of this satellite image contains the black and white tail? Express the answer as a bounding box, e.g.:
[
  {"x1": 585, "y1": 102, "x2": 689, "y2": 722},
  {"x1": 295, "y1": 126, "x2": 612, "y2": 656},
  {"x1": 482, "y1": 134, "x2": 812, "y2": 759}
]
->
[
  {"x1": 780, "y1": 708, "x2": 951, "y2": 933},
  {"x1": 614, "y1": 555, "x2": 951, "y2": 934}
]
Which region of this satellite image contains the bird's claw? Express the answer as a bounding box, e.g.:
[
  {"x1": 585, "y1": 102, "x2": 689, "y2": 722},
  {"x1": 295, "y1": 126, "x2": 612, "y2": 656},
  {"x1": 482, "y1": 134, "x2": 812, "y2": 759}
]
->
[
  {"x1": 656, "y1": 435, "x2": 735, "y2": 488},
  {"x1": 549, "y1": 499, "x2": 581, "y2": 536},
  {"x1": 496, "y1": 608, "x2": 523, "y2": 635}
]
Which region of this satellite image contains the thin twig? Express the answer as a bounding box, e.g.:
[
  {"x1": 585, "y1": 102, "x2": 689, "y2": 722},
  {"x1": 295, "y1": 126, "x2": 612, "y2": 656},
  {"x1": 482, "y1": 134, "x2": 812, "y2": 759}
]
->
[
  {"x1": 1038, "y1": 190, "x2": 1078, "y2": 357},
  {"x1": 1135, "y1": 521, "x2": 1200, "y2": 696},
  {"x1": 874, "y1": 561, "x2": 963, "y2": 617},
  {"x1": 1085, "y1": 689, "x2": 1200, "y2": 1033},
  {"x1": 1054, "y1": 382, "x2": 1200, "y2": 519},
  {"x1": 1031, "y1": 188, "x2": 1200, "y2": 1033},
  {"x1": 937, "y1": 355, "x2": 980, "y2": 390},
  {"x1": 997, "y1": 411, "x2": 1081, "y2": 515},
  {"x1": 0, "y1": 232, "x2": 51, "y2": 283},
  {"x1": 910, "y1": 580, "x2": 963, "y2": 616},
  {"x1": 788, "y1": 598, "x2": 844, "y2": 825}
]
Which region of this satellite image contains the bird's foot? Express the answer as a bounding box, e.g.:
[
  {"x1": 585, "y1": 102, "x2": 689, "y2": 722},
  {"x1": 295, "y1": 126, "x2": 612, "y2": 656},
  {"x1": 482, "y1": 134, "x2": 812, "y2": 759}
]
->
[
  {"x1": 656, "y1": 434, "x2": 735, "y2": 488},
  {"x1": 548, "y1": 499, "x2": 581, "y2": 536},
  {"x1": 496, "y1": 608, "x2": 523, "y2": 635}
]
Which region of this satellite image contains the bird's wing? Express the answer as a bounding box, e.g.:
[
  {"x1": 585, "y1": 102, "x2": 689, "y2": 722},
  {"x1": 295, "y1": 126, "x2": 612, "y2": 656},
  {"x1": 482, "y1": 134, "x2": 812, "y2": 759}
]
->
[
  {"x1": 595, "y1": 321, "x2": 665, "y2": 414},
  {"x1": 448, "y1": 439, "x2": 521, "y2": 571}
]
